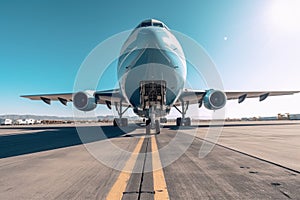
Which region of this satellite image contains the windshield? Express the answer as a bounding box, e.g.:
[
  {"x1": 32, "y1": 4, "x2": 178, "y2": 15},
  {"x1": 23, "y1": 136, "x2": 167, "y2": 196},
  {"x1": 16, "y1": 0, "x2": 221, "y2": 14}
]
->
[{"x1": 136, "y1": 19, "x2": 167, "y2": 29}]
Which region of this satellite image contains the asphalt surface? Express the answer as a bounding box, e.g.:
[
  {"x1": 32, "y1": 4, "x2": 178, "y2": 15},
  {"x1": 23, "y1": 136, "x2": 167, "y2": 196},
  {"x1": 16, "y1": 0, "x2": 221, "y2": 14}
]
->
[{"x1": 0, "y1": 122, "x2": 299, "y2": 199}]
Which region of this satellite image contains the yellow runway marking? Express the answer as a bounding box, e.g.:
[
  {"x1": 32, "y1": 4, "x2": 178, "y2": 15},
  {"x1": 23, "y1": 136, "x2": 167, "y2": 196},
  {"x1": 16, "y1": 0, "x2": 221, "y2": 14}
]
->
[
  {"x1": 106, "y1": 136, "x2": 145, "y2": 200},
  {"x1": 151, "y1": 136, "x2": 169, "y2": 200}
]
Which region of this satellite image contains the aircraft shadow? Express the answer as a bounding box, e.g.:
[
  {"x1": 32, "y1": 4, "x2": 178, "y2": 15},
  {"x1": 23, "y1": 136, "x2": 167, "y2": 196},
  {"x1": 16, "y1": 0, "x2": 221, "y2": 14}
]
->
[
  {"x1": 0, "y1": 125, "x2": 137, "y2": 159},
  {"x1": 1, "y1": 122, "x2": 298, "y2": 158}
]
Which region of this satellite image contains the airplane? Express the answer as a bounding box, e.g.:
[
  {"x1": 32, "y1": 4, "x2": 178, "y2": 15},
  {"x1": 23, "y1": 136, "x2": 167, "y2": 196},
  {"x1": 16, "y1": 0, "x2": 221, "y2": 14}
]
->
[{"x1": 21, "y1": 19, "x2": 300, "y2": 134}]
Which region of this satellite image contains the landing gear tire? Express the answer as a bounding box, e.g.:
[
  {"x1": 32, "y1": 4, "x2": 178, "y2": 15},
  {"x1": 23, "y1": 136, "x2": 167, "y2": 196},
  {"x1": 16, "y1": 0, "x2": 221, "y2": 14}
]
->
[
  {"x1": 176, "y1": 117, "x2": 191, "y2": 126},
  {"x1": 113, "y1": 118, "x2": 128, "y2": 127},
  {"x1": 146, "y1": 119, "x2": 151, "y2": 135},
  {"x1": 145, "y1": 119, "x2": 160, "y2": 134},
  {"x1": 160, "y1": 118, "x2": 167, "y2": 123},
  {"x1": 155, "y1": 120, "x2": 160, "y2": 134},
  {"x1": 113, "y1": 118, "x2": 118, "y2": 126},
  {"x1": 185, "y1": 117, "x2": 191, "y2": 126},
  {"x1": 176, "y1": 117, "x2": 182, "y2": 126},
  {"x1": 122, "y1": 118, "x2": 128, "y2": 126}
]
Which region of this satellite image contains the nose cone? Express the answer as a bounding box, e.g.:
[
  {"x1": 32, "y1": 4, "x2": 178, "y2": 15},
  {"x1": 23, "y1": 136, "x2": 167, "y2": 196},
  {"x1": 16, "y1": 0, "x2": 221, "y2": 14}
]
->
[
  {"x1": 137, "y1": 28, "x2": 165, "y2": 49},
  {"x1": 121, "y1": 27, "x2": 164, "y2": 55}
]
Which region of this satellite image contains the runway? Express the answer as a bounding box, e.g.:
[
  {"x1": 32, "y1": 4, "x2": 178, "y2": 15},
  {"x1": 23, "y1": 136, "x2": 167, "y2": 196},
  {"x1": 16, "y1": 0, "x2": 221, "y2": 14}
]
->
[{"x1": 0, "y1": 122, "x2": 299, "y2": 199}]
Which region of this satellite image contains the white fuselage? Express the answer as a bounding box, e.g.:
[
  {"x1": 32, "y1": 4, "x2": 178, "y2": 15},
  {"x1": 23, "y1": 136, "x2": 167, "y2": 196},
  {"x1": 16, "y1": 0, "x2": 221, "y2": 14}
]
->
[{"x1": 117, "y1": 26, "x2": 187, "y2": 117}]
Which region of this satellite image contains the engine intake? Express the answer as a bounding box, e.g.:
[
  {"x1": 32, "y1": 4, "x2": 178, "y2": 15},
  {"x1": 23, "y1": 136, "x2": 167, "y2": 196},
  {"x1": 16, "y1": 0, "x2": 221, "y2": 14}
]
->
[
  {"x1": 203, "y1": 89, "x2": 227, "y2": 110},
  {"x1": 73, "y1": 90, "x2": 97, "y2": 111}
]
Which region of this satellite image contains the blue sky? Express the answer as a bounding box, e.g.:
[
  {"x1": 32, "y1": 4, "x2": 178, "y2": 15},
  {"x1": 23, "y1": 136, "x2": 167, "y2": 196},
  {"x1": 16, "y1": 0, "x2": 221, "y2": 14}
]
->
[{"x1": 1, "y1": 0, "x2": 300, "y2": 118}]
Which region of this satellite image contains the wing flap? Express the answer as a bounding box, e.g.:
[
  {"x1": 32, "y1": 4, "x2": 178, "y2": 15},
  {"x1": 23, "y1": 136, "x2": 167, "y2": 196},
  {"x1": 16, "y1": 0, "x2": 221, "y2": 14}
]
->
[{"x1": 175, "y1": 89, "x2": 205, "y2": 106}]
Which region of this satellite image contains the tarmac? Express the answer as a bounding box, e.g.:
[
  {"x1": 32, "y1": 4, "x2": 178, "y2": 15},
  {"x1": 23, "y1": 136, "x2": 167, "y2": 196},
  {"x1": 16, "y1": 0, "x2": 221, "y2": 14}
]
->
[{"x1": 0, "y1": 121, "x2": 299, "y2": 199}]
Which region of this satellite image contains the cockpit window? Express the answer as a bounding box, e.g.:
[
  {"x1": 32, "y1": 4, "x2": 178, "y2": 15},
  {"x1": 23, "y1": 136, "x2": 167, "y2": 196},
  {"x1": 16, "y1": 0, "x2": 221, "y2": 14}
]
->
[
  {"x1": 153, "y1": 22, "x2": 164, "y2": 27},
  {"x1": 140, "y1": 21, "x2": 152, "y2": 27},
  {"x1": 136, "y1": 20, "x2": 167, "y2": 29}
]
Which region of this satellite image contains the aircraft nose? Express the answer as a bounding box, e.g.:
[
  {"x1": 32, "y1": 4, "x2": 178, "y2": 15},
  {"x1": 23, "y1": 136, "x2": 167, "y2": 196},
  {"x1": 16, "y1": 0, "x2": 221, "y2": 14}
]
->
[{"x1": 138, "y1": 28, "x2": 164, "y2": 49}]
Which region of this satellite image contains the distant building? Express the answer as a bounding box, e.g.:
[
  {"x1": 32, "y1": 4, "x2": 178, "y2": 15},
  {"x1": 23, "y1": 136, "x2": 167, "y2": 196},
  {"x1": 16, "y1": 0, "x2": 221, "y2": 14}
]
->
[
  {"x1": 25, "y1": 119, "x2": 35, "y2": 125},
  {"x1": 15, "y1": 119, "x2": 35, "y2": 125},
  {"x1": 277, "y1": 113, "x2": 289, "y2": 120},
  {"x1": 16, "y1": 119, "x2": 27, "y2": 125},
  {"x1": 289, "y1": 114, "x2": 300, "y2": 120},
  {"x1": 0, "y1": 119, "x2": 13, "y2": 125},
  {"x1": 259, "y1": 116, "x2": 278, "y2": 121}
]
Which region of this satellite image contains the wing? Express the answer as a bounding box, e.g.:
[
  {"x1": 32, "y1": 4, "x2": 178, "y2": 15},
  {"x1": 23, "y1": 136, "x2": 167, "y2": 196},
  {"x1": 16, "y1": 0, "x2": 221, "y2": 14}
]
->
[
  {"x1": 21, "y1": 89, "x2": 130, "y2": 106},
  {"x1": 174, "y1": 89, "x2": 205, "y2": 106},
  {"x1": 94, "y1": 89, "x2": 130, "y2": 106},
  {"x1": 20, "y1": 92, "x2": 73, "y2": 105},
  {"x1": 226, "y1": 91, "x2": 300, "y2": 103},
  {"x1": 175, "y1": 89, "x2": 300, "y2": 105}
]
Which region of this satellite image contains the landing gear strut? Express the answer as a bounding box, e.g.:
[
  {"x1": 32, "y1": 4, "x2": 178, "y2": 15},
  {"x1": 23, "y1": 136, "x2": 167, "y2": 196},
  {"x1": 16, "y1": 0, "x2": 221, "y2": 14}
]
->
[
  {"x1": 145, "y1": 119, "x2": 160, "y2": 134},
  {"x1": 146, "y1": 106, "x2": 160, "y2": 134},
  {"x1": 174, "y1": 100, "x2": 191, "y2": 126},
  {"x1": 113, "y1": 100, "x2": 130, "y2": 127},
  {"x1": 140, "y1": 80, "x2": 166, "y2": 134}
]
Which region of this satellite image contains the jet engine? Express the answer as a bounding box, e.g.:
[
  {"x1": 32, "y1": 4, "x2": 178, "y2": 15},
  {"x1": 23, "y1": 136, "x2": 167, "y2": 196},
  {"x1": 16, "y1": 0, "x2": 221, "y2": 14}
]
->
[
  {"x1": 203, "y1": 89, "x2": 227, "y2": 110},
  {"x1": 73, "y1": 90, "x2": 97, "y2": 111}
]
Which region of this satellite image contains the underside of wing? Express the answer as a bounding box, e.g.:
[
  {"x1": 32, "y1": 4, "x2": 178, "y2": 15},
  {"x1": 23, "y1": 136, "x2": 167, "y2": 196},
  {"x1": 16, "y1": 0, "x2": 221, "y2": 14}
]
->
[
  {"x1": 175, "y1": 89, "x2": 300, "y2": 106},
  {"x1": 94, "y1": 89, "x2": 130, "y2": 106},
  {"x1": 21, "y1": 89, "x2": 130, "y2": 107},
  {"x1": 226, "y1": 91, "x2": 300, "y2": 103},
  {"x1": 174, "y1": 89, "x2": 205, "y2": 106},
  {"x1": 21, "y1": 93, "x2": 73, "y2": 105}
]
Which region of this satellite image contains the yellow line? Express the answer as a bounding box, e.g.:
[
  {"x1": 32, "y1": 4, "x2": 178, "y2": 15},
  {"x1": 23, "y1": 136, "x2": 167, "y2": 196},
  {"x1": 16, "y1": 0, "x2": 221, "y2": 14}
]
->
[
  {"x1": 106, "y1": 136, "x2": 145, "y2": 200},
  {"x1": 151, "y1": 136, "x2": 169, "y2": 200}
]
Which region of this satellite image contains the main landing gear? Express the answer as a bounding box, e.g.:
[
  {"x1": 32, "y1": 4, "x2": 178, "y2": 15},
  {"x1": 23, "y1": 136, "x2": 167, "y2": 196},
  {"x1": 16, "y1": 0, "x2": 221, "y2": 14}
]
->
[
  {"x1": 174, "y1": 100, "x2": 191, "y2": 126},
  {"x1": 113, "y1": 101, "x2": 130, "y2": 127}
]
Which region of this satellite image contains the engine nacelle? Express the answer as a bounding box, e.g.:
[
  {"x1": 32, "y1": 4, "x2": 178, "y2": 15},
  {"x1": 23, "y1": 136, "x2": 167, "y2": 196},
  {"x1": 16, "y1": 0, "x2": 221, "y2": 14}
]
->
[
  {"x1": 203, "y1": 89, "x2": 227, "y2": 110},
  {"x1": 73, "y1": 90, "x2": 97, "y2": 111}
]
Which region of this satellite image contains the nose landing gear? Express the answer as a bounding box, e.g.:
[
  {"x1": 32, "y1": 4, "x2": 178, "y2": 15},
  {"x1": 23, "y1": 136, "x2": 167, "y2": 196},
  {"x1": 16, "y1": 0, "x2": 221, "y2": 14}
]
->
[
  {"x1": 140, "y1": 80, "x2": 166, "y2": 134},
  {"x1": 145, "y1": 118, "x2": 160, "y2": 135}
]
